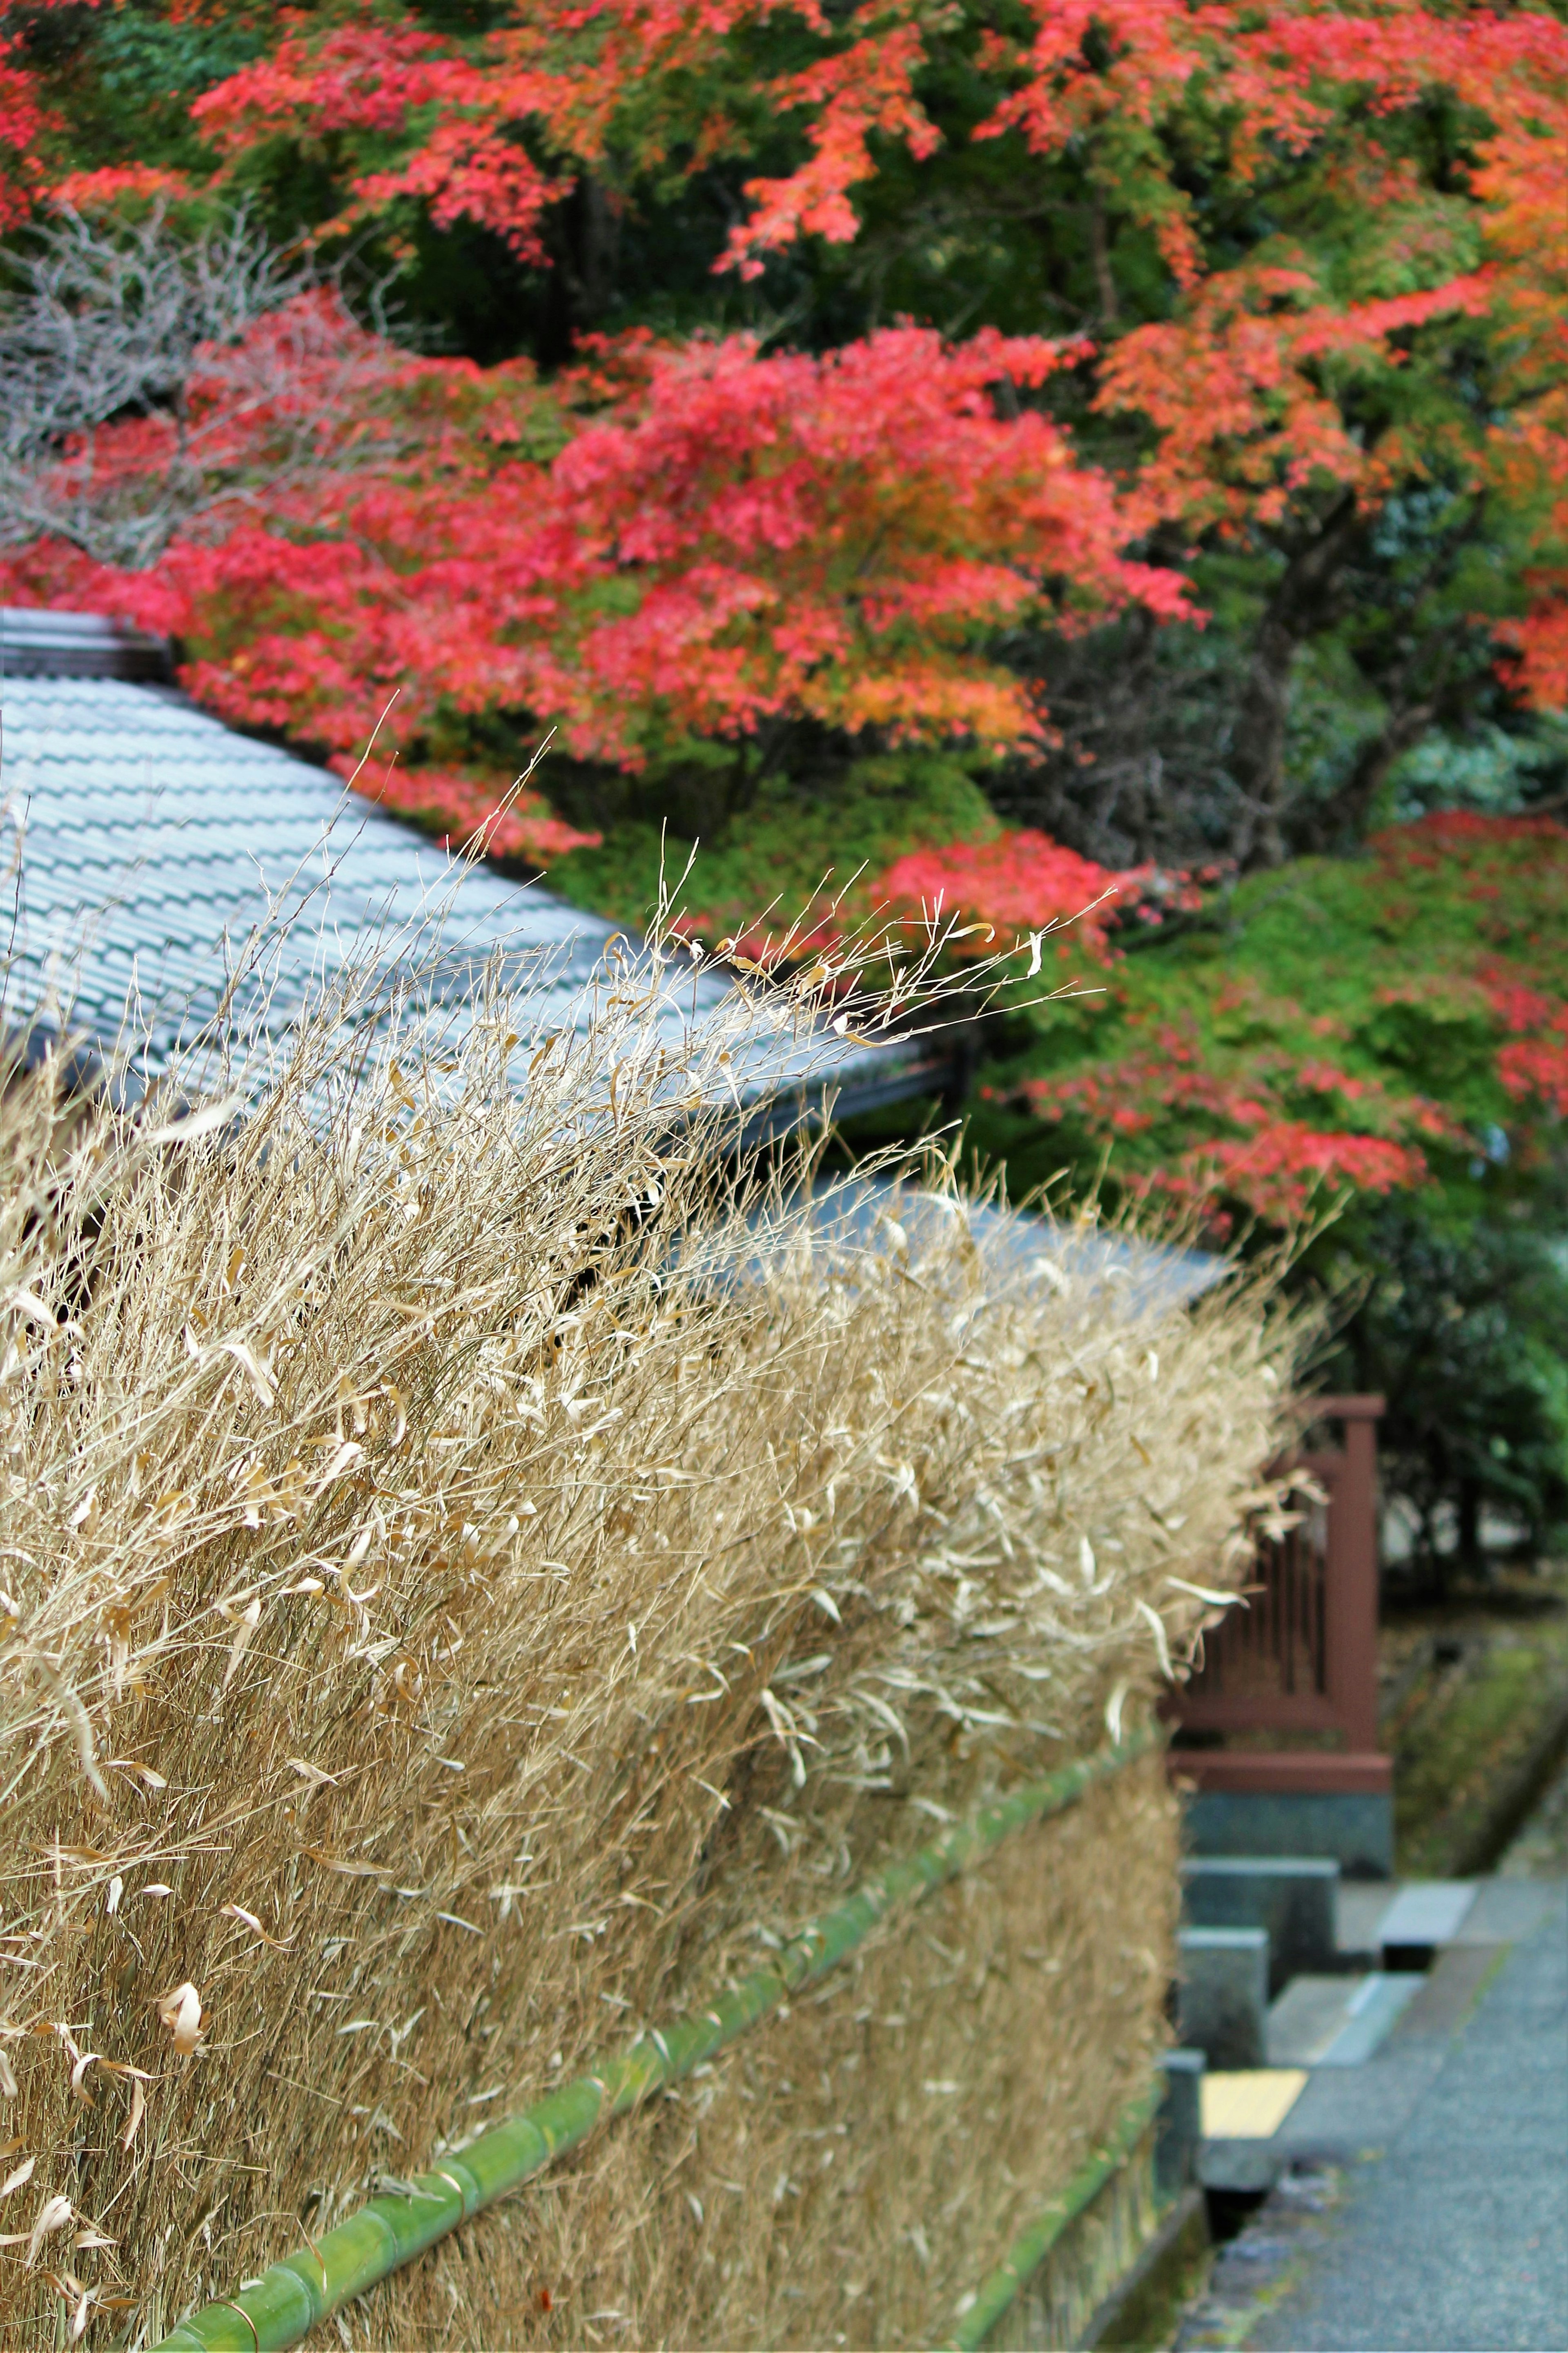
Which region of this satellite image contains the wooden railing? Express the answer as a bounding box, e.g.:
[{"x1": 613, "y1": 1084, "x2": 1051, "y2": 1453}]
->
[{"x1": 1170, "y1": 1395, "x2": 1389, "y2": 1801}]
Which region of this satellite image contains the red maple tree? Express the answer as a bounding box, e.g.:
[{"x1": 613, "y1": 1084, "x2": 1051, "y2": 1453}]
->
[
  {"x1": 0, "y1": 306, "x2": 1187, "y2": 843},
  {"x1": 0, "y1": 0, "x2": 1562, "y2": 930},
  {"x1": 170, "y1": 0, "x2": 1568, "y2": 723}
]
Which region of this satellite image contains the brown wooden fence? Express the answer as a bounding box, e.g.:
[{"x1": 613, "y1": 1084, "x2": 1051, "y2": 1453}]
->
[{"x1": 1170, "y1": 1394, "x2": 1390, "y2": 1803}]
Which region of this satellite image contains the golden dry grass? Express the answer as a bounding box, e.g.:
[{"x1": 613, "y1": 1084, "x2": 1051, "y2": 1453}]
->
[
  {"x1": 0, "y1": 916, "x2": 1297, "y2": 2348},
  {"x1": 370, "y1": 1748, "x2": 1179, "y2": 2353}
]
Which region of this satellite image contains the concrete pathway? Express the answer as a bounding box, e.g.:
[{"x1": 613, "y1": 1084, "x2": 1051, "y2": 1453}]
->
[
  {"x1": 1181, "y1": 1883, "x2": 1568, "y2": 2351},
  {"x1": 1502, "y1": 1746, "x2": 1568, "y2": 1878}
]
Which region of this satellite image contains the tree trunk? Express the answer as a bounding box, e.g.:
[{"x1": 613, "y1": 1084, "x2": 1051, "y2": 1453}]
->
[
  {"x1": 1088, "y1": 188, "x2": 1119, "y2": 326},
  {"x1": 572, "y1": 176, "x2": 619, "y2": 326},
  {"x1": 1291, "y1": 602, "x2": 1476, "y2": 854},
  {"x1": 1231, "y1": 493, "x2": 1361, "y2": 870},
  {"x1": 538, "y1": 176, "x2": 620, "y2": 365},
  {"x1": 1292, "y1": 697, "x2": 1438, "y2": 855}
]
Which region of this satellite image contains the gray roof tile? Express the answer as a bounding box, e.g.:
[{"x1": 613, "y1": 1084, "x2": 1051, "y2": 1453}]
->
[{"x1": 0, "y1": 675, "x2": 940, "y2": 1118}]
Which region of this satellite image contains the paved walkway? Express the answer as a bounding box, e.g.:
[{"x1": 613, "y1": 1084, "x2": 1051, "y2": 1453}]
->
[
  {"x1": 1502, "y1": 1746, "x2": 1568, "y2": 1878},
  {"x1": 1177, "y1": 1878, "x2": 1567, "y2": 2352},
  {"x1": 1246, "y1": 1890, "x2": 1568, "y2": 2351}
]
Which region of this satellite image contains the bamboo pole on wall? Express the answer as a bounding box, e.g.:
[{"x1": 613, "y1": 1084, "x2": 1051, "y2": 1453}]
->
[
  {"x1": 154, "y1": 1732, "x2": 1156, "y2": 2353},
  {"x1": 947, "y1": 2079, "x2": 1164, "y2": 2350}
]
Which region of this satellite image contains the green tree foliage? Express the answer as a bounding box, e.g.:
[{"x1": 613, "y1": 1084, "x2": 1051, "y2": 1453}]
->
[
  {"x1": 960, "y1": 810, "x2": 1568, "y2": 1556},
  {"x1": 1319, "y1": 1204, "x2": 1568, "y2": 1577}
]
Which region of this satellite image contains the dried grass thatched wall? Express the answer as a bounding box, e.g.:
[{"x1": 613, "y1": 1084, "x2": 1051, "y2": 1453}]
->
[
  {"x1": 0, "y1": 935, "x2": 1295, "y2": 2349},
  {"x1": 373, "y1": 1751, "x2": 1178, "y2": 2353}
]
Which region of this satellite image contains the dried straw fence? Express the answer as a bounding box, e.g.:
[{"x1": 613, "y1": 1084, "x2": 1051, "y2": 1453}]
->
[
  {"x1": 0, "y1": 918, "x2": 1296, "y2": 2349},
  {"x1": 160, "y1": 1735, "x2": 1156, "y2": 2351}
]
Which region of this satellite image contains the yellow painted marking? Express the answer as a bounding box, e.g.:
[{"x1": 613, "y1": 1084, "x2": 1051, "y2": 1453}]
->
[{"x1": 1201, "y1": 2069, "x2": 1309, "y2": 2140}]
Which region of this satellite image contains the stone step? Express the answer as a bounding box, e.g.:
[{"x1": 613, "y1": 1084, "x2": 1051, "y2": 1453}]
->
[
  {"x1": 1181, "y1": 1856, "x2": 1340, "y2": 1994},
  {"x1": 1334, "y1": 1876, "x2": 1479, "y2": 1961},
  {"x1": 1266, "y1": 1970, "x2": 1423, "y2": 2066},
  {"x1": 1178, "y1": 1926, "x2": 1270, "y2": 2069}
]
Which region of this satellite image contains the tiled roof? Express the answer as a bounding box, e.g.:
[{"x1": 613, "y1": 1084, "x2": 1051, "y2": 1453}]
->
[
  {"x1": 799, "y1": 1176, "x2": 1225, "y2": 1306},
  {"x1": 0, "y1": 606, "x2": 172, "y2": 683},
  {"x1": 0, "y1": 669, "x2": 942, "y2": 1118},
  {"x1": 718, "y1": 1175, "x2": 1225, "y2": 1309}
]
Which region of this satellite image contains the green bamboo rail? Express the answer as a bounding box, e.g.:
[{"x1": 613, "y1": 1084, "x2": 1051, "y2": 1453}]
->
[
  {"x1": 947, "y1": 2077, "x2": 1164, "y2": 2350},
  {"x1": 154, "y1": 1728, "x2": 1156, "y2": 2352}
]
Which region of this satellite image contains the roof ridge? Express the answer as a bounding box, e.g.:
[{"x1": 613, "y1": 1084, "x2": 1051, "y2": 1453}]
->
[{"x1": 1, "y1": 605, "x2": 174, "y2": 683}]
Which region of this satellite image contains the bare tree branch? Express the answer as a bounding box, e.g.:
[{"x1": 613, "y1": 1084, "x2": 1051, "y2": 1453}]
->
[{"x1": 0, "y1": 206, "x2": 410, "y2": 568}]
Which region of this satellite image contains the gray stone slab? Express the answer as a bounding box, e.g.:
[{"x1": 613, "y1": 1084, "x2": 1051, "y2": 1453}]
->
[
  {"x1": 1267, "y1": 1974, "x2": 1363, "y2": 2067},
  {"x1": 1197, "y1": 2138, "x2": 1285, "y2": 2194},
  {"x1": 1315, "y1": 1972, "x2": 1422, "y2": 2065},
  {"x1": 1270, "y1": 2036, "x2": 1448, "y2": 2159},
  {"x1": 1183, "y1": 1856, "x2": 1340, "y2": 1993},
  {"x1": 1265, "y1": 1971, "x2": 1420, "y2": 2067},
  {"x1": 1335, "y1": 1879, "x2": 1394, "y2": 1955},
  {"x1": 1185, "y1": 1791, "x2": 1393, "y2": 1878},
  {"x1": 1178, "y1": 1927, "x2": 1269, "y2": 2070},
  {"x1": 1156, "y1": 2047, "x2": 1206, "y2": 2197},
  {"x1": 1394, "y1": 1941, "x2": 1511, "y2": 2039},
  {"x1": 1376, "y1": 1880, "x2": 1477, "y2": 1952}
]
